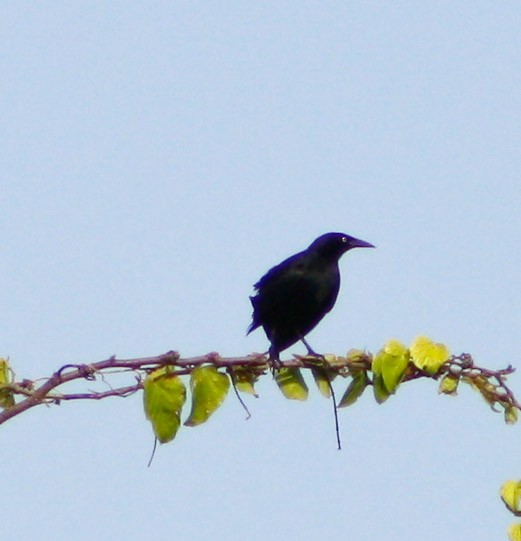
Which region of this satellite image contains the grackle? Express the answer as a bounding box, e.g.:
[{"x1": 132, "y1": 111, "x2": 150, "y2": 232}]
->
[{"x1": 248, "y1": 232, "x2": 374, "y2": 363}]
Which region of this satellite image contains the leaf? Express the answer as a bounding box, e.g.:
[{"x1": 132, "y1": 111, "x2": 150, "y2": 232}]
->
[
  {"x1": 0, "y1": 359, "x2": 10, "y2": 384},
  {"x1": 410, "y1": 336, "x2": 450, "y2": 374},
  {"x1": 298, "y1": 354, "x2": 335, "y2": 367},
  {"x1": 143, "y1": 368, "x2": 186, "y2": 443},
  {"x1": 338, "y1": 370, "x2": 369, "y2": 407},
  {"x1": 372, "y1": 340, "x2": 409, "y2": 393},
  {"x1": 509, "y1": 523, "x2": 521, "y2": 541},
  {"x1": 501, "y1": 481, "x2": 521, "y2": 516},
  {"x1": 184, "y1": 366, "x2": 230, "y2": 427},
  {"x1": 346, "y1": 349, "x2": 369, "y2": 363},
  {"x1": 505, "y1": 407, "x2": 519, "y2": 425},
  {"x1": 311, "y1": 367, "x2": 334, "y2": 398},
  {"x1": 372, "y1": 373, "x2": 390, "y2": 404},
  {"x1": 231, "y1": 368, "x2": 259, "y2": 397},
  {"x1": 322, "y1": 353, "x2": 338, "y2": 365},
  {"x1": 465, "y1": 375, "x2": 500, "y2": 410},
  {"x1": 0, "y1": 358, "x2": 14, "y2": 409},
  {"x1": 274, "y1": 368, "x2": 308, "y2": 401},
  {"x1": 438, "y1": 374, "x2": 459, "y2": 396}
]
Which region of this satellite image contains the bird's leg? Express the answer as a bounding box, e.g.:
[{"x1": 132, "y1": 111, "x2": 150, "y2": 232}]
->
[
  {"x1": 300, "y1": 336, "x2": 324, "y2": 359},
  {"x1": 268, "y1": 345, "x2": 283, "y2": 371}
]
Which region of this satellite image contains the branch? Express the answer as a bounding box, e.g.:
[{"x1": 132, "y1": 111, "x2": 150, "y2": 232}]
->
[
  {"x1": 0, "y1": 351, "x2": 267, "y2": 425},
  {"x1": 0, "y1": 349, "x2": 518, "y2": 429}
]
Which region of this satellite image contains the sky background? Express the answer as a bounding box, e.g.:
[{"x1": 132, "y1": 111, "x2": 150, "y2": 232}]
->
[{"x1": 1, "y1": 2, "x2": 521, "y2": 540}]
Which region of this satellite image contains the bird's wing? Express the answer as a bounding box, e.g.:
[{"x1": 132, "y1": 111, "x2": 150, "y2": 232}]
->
[
  {"x1": 248, "y1": 252, "x2": 309, "y2": 335},
  {"x1": 252, "y1": 251, "x2": 307, "y2": 291}
]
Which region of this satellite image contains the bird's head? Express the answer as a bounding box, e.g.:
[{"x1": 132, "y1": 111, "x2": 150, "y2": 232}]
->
[{"x1": 308, "y1": 232, "x2": 375, "y2": 259}]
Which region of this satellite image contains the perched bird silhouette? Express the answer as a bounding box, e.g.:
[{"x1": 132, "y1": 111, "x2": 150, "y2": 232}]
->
[{"x1": 248, "y1": 232, "x2": 374, "y2": 363}]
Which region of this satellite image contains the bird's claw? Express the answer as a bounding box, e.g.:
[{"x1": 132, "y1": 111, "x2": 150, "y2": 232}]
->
[{"x1": 268, "y1": 355, "x2": 283, "y2": 375}]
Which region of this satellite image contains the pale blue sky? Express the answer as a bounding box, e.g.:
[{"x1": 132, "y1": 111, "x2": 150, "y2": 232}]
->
[{"x1": 2, "y1": 3, "x2": 521, "y2": 540}]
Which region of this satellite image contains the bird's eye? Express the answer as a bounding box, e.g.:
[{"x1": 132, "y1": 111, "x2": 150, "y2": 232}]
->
[{"x1": 341, "y1": 236, "x2": 348, "y2": 243}]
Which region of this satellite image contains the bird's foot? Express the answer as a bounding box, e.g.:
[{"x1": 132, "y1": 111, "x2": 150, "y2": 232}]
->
[
  {"x1": 268, "y1": 349, "x2": 283, "y2": 374},
  {"x1": 300, "y1": 338, "x2": 324, "y2": 359},
  {"x1": 270, "y1": 358, "x2": 283, "y2": 374}
]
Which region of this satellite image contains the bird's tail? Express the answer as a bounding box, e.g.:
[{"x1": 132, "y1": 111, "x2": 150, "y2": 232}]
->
[{"x1": 246, "y1": 296, "x2": 259, "y2": 335}]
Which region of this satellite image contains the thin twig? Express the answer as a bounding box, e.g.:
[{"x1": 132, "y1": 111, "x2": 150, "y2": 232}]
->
[
  {"x1": 325, "y1": 375, "x2": 341, "y2": 450},
  {"x1": 48, "y1": 384, "x2": 142, "y2": 403},
  {"x1": 227, "y1": 368, "x2": 252, "y2": 420}
]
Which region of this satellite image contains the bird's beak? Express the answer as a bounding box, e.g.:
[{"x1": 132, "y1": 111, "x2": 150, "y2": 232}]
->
[{"x1": 350, "y1": 237, "x2": 375, "y2": 249}]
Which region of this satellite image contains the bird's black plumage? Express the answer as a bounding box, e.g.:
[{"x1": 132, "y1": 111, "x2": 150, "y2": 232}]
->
[{"x1": 248, "y1": 232, "x2": 374, "y2": 361}]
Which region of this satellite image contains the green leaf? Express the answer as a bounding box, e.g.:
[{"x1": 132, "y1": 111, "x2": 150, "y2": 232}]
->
[
  {"x1": 346, "y1": 349, "x2": 369, "y2": 363},
  {"x1": 0, "y1": 358, "x2": 14, "y2": 409},
  {"x1": 274, "y1": 368, "x2": 308, "y2": 401},
  {"x1": 184, "y1": 366, "x2": 230, "y2": 427},
  {"x1": 311, "y1": 367, "x2": 334, "y2": 398},
  {"x1": 505, "y1": 407, "x2": 519, "y2": 425},
  {"x1": 410, "y1": 336, "x2": 450, "y2": 374},
  {"x1": 438, "y1": 374, "x2": 459, "y2": 396},
  {"x1": 231, "y1": 368, "x2": 259, "y2": 397},
  {"x1": 372, "y1": 373, "x2": 390, "y2": 404},
  {"x1": 372, "y1": 340, "x2": 409, "y2": 394},
  {"x1": 338, "y1": 370, "x2": 369, "y2": 407},
  {"x1": 143, "y1": 368, "x2": 186, "y2": 444},
  {"x1": 508, "y1": 523, "x2": 521, "y2": 541},
  {"x1": 298, "y1": 353, "x2": 334, "y2": 367},
  {"x1": 502, "y1": 481, "x2": 521, "y2": 516}
]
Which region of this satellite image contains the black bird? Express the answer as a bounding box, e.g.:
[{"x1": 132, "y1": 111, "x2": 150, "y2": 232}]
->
[{"x1": 248, "y1": 232, "x2": 374, "y2": 362}]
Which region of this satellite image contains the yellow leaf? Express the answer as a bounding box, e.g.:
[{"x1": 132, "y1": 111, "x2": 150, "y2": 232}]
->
[
  {"x1": 346, "y1": 349, "x2": 369, "y2": 363},
  {"x1": 410, "y1": 336, "x2": 450, "y2": 374},
  {"x1": 0, "y1": 359, "x2": 9, "y2": 384},
  {"x1": 505, "y1": 407, "x2": 519, "y2": 426},
  {"x1": 508, "y1": 523, "x2": 521, "y2": 541},
  {"x1": 184, "y1": 366, "x2": 230, "y2": 427},
  {"x1": 338, "y1": 370, "x2": 369, "y2": 407},
  {"x1": 235, "y1": 379, "x2": 257, "y2": 396},
  {"x1": 311, "y1": 367, "x2": 334, "y2": 398},
  {"x1": 274, "y1": 368, "x2": 308, "y2": 401},
  {"x1": 501, "y1": 480, "x2": 521, "y2": 516},
  {"x1": 0, "y1": 358, "x2": 14, "y2": 409},
  {"x1": 322, "y1": 353, "x2": 337, "y2": 365},
  {"x1": 143, "y1": 368, "x2": 186, "y2": 443},
  {"x1": 438, "y1": 374, "x2": 459, "y2": 396},
  {"x1": 231, "y1": 368, "x2": 259, "y2": 397},
  {"x1": 372, "y1": 340, "x2": 409, "y2": 393},
  {"x1": 463, "y1": 374, "x2": 500, "y2": 409}
]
